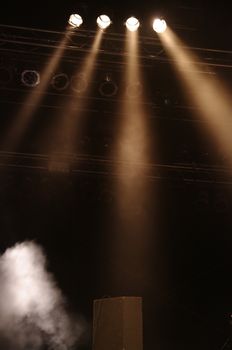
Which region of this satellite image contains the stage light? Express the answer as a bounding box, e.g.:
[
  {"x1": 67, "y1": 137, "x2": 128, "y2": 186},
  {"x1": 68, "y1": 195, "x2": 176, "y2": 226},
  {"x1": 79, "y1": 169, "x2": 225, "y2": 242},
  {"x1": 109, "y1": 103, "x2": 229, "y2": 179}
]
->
[
  {"x1": 99, "y1": 76, "x2": 118, "y2": 97},
  {"x1": 68, "y1": 14, "x2": 83, "y2": 28},
  {"x1": 97, "y1": 15, "x2": 111, "y2": 29},
  {"x1": 126, "y1": 17, "x2": 140, "y2": 32},
  {"x1": 153, "y1": 18, "x2": 167, "y2": 33},
  {"x1": 51, "y1": 73, "x2": 70, "y2": 91},
  {"x1": 21, "y1": 70, "x2": 40, "y2": 87}
]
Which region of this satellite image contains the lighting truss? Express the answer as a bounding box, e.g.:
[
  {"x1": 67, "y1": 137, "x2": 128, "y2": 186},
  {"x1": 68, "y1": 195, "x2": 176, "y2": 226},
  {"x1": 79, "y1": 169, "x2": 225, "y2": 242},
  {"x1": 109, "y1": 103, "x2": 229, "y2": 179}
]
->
[
  {"x1": 0, "y1": 150, "x2": 231, "y2": 185},
  {"x1": 1, "y1": 23, "x2": 232, "y2": 120},
  {"x1": 1, "y1": 24, "x2": 232, "y2": 70}
]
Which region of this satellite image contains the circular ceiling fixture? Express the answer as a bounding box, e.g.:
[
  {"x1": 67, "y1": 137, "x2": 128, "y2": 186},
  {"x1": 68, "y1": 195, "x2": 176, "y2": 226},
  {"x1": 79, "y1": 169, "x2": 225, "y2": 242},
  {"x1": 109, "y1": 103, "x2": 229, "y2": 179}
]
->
[
  {"x1": 71, "y1": 73, "x2": 88, "y2": 93},
  {"x1": 99, "y1": 76, "x2": 118, "y2": 97},
  {"x1": 97, "y1": 15, "x2": 111, "y2": 29},
  {"x1": 68, "y1": 14, "x2": 83, "y2": 28},
  {"x1": 153, "y1": 18, "x2": 167, "y2": 33},
  {"x1": 21, "y1": 70, "x2": 40, "y2": 87},
  {"x1": 51, "y1": 73, "x2": 70, "y2": 91},
  {"x1": 126, "y1": 17, "x2": 140, "y2": 32}
]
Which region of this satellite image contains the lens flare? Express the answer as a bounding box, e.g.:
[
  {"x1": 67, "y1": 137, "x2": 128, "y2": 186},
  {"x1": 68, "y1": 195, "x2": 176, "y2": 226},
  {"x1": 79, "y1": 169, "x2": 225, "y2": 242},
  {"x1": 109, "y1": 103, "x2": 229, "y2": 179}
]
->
[
  {"x1": 126, "y1": 17, "x2": 140, "y2": 32},
  {"x1": 97, "y1": 15, "x2": 111, "y2": 29},
  {"x1": 153, "y1": 18, "x2": 167, "y2": 33}
]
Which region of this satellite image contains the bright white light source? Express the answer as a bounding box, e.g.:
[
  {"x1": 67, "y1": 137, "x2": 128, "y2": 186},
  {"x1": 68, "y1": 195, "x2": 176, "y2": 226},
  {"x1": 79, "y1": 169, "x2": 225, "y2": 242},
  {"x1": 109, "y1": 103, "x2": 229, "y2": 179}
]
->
[
  {"x1": 68, "y1": 14, "x2": 83, "y2": 28},
  {"x1": 153, "y1": 18, "x2": 167, "y2": 33},
  {"x1": 97, "y1": 15, "x2": 111, "y2": 29},
  {"x1": 126, "y1": 17, "x2": 140, "y2": 32}
]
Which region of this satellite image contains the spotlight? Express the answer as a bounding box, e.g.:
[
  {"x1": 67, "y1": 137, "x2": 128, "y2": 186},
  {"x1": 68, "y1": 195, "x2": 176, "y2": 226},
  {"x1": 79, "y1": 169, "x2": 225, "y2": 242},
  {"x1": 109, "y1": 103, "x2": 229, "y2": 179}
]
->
[
  {"x1": 97, "y1": 15, "x2": 111, "y2": 29},
  {"x1": 68, "y1": 14, "x2": 83, "y2": 28},
  {"x1": 153, "y1": 18, "x2": 167, "y2": 33},
  {"x1": 126, "y1": 17, "x2": 140, "y2": 32},
  {"x1": 51, "y1": 73, "x2": 70, "y2": 91},
  {"x1": 21, "y1": 70, "x2": 40, "y2": 87},
  {"x1": 71, "y1": 73, "x2": 88, "y2": 93},
  {"x1": 99, "y1": 76, "x2": 118, "y2": 97}
]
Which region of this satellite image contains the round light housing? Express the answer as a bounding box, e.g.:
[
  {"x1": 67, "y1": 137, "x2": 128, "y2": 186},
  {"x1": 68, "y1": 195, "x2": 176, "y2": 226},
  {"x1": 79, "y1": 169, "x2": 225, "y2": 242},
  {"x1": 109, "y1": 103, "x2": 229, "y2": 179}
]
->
[
  {"x1": 68, "y1": 14, "x2": 83, "y2": 28},
  {"x1": 97, "y1": 15, "x2": 111, "y2": 29},
  {"x1": 99, "y1": 76, "x2": 118, "y2": 97},
  {"x1": 71, "y1": 73, "x2": 88, "y2": 93},
  {"x1": 126, "y1": 17, "x2": 140, "y2": 32},
  {"x1": 21, "y1": 70, "x2": 40, "y2": 87},
  {"x1": 51, "y1": 73, "x2": 70, "y2": 91},
  {"x1": 153, "y1": 18, "x2": 167, "y2": 33}
]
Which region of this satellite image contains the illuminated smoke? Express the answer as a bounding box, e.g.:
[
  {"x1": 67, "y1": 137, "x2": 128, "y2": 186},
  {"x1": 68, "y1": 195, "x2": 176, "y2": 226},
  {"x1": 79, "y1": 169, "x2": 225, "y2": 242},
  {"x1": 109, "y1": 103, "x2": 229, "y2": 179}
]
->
[
  {"x1": 0, "y1": 241, "x2": 85, "y2": 350},
  {"x1": 110, "y1": 30, "x2": 154, "y2": 293}
]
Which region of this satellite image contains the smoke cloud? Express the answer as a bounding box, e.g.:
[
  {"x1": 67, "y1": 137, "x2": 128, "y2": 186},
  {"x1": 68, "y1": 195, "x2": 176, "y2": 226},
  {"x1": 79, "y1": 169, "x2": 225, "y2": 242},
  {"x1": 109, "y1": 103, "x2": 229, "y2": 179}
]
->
[{"x1": 0, "y1": 241, "x2": 86, "y2": 350}]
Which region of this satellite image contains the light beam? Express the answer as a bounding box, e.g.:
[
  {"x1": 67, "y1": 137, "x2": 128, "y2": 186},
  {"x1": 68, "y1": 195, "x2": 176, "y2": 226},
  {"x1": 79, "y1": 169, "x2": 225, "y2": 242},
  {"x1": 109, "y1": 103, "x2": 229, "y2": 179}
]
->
[
  {"x1": 1, "y1": 27, "x2": 74, "y2": 152},
  {"x1": 47, "y1": 29, "x2": 104, "y2": 169},
  {"x1": 159, "y1": 27, "x2": 232, "y2": 167},
  {"x1": 110, "y1": 29, "x2": 154, "y2": 293},
  {"x1": 2, "y1": 28, "x2": 73, "y2": 151}
]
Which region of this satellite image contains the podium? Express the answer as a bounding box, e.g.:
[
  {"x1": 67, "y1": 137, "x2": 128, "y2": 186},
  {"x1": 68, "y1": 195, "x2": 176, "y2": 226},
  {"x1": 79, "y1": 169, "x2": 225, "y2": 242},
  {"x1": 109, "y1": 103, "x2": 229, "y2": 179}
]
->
[{"x1": 92, "y1": 296, "x2": 143, "y2": 350}]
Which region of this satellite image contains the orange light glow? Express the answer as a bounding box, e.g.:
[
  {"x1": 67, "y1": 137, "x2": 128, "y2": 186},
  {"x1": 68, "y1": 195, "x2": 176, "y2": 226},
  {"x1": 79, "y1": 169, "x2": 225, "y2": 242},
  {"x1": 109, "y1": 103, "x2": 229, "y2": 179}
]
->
[
  {"x1": 159, "y1": 27, "x2": 232, "y2": 167},
  {"x1": 48, "y1": 29, "x2": 104, "y2": 169},
  {"x1": 110, "y1": 30, "x2": 154, "y2": 293},
  {"x1": 1, "y1": 27, "x2": 74, "y2": 152}
]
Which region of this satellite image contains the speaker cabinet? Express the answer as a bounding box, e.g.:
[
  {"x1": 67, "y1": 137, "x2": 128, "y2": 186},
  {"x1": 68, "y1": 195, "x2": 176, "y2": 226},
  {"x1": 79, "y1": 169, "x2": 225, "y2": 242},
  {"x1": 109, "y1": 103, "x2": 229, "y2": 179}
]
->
[{"x1": 92, "y1": 296, "x2": 143, "y2": 350}]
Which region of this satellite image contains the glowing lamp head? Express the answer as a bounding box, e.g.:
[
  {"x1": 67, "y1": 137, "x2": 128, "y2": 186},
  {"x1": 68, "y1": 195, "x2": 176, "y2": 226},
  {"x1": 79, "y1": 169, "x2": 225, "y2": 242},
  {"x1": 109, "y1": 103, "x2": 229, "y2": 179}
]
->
[
  {"x1": 153, "y1": 18, "x2": 167, "y2": 33},
  {"x1": 97, "y1": 15, "x2": 111, "y2": 29},
  {"x1": 126, "y1": 17, "x2": 140, "y2": 32},
  {"x1": 68, "y1": 14, "x2": 83, "y2": 28}
]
